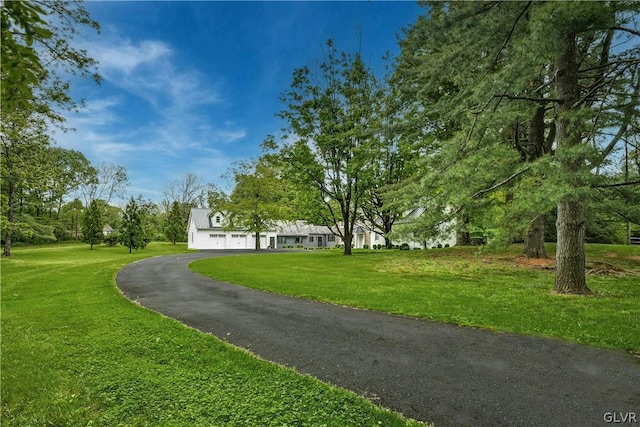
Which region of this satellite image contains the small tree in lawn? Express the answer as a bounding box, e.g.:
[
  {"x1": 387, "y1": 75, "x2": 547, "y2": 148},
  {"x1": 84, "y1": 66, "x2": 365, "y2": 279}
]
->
[
  {"x1": 165, "y1": 200, "x2": 186, "y2": 245},
  {"x1": 82, "y1": 199, "x2": 102, "y2": 250},
  {"x1": 120, "y1": 196, "x2": 145, "y2": 253}
]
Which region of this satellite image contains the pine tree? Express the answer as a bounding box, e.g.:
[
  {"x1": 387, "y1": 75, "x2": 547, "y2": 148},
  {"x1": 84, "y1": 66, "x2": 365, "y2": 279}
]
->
[
  {"x1": 393, "y1": 1, "x2": 640, "y2": 293},
  {"x1": 82, "y1": 199, "x2": 102, "y2": 250},
  {"x1": 119, "y1": 197, "x2": 145, "y2": 253},
  {"x1": 165, "y1": 200, "x2": 186, "y2": 245}
]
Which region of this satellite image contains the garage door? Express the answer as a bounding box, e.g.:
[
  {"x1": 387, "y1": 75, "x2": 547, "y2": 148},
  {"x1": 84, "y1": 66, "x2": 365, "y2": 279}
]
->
[
  {"x1": 230, "y1": 234, "x2": 248, "y2": 249},
  {"x1": 209, "y1": 234, "x2": 226, "y2": 249}
]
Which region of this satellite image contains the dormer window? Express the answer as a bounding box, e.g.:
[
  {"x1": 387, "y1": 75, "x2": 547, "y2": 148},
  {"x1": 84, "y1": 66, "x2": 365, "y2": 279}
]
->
[{"x1": 215, "y1": 216, "x2": 221, "y2": 224}]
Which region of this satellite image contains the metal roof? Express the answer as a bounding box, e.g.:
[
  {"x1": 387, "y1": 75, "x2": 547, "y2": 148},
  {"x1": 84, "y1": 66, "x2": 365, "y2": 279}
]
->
[{"x1": 189, "y1": 208, "x2": 215, "y2": 229}]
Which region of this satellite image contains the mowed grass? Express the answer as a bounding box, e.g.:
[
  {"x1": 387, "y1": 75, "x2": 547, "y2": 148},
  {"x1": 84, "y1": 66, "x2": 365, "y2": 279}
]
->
[
  {"x1": 1, "y1": 243, "x2": 423, "y2": 426},
  {"x1": 191, "y1": 244, "x2": 640, "y2": 352}
]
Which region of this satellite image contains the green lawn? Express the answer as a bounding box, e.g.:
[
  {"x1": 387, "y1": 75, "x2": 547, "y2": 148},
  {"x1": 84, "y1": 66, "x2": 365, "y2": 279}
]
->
[
  {"x1": 1, "y1": 243, "x2": 423, "y2": 426},
  {"x1": 191, "y1": 244, "x2": 640, "y2": 352}
]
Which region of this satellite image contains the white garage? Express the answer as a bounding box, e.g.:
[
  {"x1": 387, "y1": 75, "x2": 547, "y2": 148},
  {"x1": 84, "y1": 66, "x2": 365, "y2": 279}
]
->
[{"x1": 187, "y1": 209, "x2": 277, "y2": 250}]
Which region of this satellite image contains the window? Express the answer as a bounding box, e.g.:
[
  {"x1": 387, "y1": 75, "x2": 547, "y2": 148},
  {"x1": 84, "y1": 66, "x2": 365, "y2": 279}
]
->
[
  {"x1": 294, "y1": 237, "x2": 302, "y2": 244},
  {"x1": 309, "y1": 236, "x2": 314, "y2": 242},
  {"x1": 374, "y1": 234, "x2": 379, "y2": 241},
  {"x1": 277, "y1": 236, "x2": 286, "y2": 244},
  {"x1": 215, "y1": 216, "x2": 221, "y2": 224},
  {"x1": 210, "y1": 234, "x2": 225, "y2": 238},
  {"x1": 327, "y1": 235, "x2": 336, "y2": 242},
  {"x1": 231, "y1": 234, "x2": 246, "y2": 238}
]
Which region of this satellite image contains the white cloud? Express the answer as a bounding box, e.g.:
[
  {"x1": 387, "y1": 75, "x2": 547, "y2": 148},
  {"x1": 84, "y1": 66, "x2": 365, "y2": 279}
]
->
[
  {"x1": 56, "y1": 29, "x2": 251, "y2": 203},
  {"x1": 92, "y1": 39, "x2": 172, "y2": 76},
  {"x1": 70, "y1": 97, "x2": 121, "y2": 127},
  {"x1": 87, "y1": 34, "x2": 221, "y2": 111}
]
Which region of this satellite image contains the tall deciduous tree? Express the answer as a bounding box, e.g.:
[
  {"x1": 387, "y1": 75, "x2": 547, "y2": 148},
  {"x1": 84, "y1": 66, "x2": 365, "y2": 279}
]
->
[
  {"x1": 78, "y1": 162, "x2": 128, "y2": 207},
  {"x1": 1, "y1": 0, "x2": 100, "y2": 113},
  {"x1": 393, "y1": 1, "x2": 639, "y2": 293},
  {"x1": 82, "y1": 199, "x2": 102, "y2": 250},
  {"x1": 1, "y1": 107, "x2": 49, "y2": 256},
  {"x1": 119, "y1": 196, "x2": 145, "y2": 254},
  {"x1": 361, "y1": 85, "x2": 418, "y2": 249},
  {"x1": 1, "y1": 0, "x2": 100, "y2": 256},
  {"x1": 162, "y1": 172, "x2": 207, "y2": 220},
  {"x1": 210, "y1": 156, "x2": 293, "y2": 251},
  {"x1": 46, "y1": 147, "x2": 94, "y2": 219},
  {"x1": 60, "y1": 198, "x2": 84, "y2": 240},
  {"x1": 278, "y1": 40, "x2": 381, "y2": 255}
]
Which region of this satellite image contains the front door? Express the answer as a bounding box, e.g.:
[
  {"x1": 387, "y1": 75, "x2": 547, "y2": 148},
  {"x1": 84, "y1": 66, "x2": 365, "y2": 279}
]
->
[
  {"x1": 270, "y1": 237, "x2": 275, "y2": 249},
  {"x1": 317, "y1": 236, "x2": 322, "y2": 247}
]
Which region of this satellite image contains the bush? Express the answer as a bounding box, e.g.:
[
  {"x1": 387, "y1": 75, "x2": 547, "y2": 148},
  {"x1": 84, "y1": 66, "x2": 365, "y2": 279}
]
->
[
  {"x1": 400, "y1": 243, "x2": 410, "y2": 251},
  {"x1": 363, "y1": 244, "x2": 369, "y2": 249},
  {"x1": 104, "y1": 233, "x2": 119, "y2": 247}
]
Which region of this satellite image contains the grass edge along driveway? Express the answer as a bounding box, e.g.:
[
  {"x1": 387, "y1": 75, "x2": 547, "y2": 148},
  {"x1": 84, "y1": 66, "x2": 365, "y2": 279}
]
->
[
  {"x1": 190, "y1": 244, "x2": 640, "y2": 353},
  {"x1": 1, "y1": 243, "x2": 425, "y2": 427}
]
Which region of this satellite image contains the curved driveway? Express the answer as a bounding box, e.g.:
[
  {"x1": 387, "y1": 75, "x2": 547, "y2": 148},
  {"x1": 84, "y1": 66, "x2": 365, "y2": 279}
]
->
[{"x1": 116, "y1": 250, "x2": 640, "y2": 426}]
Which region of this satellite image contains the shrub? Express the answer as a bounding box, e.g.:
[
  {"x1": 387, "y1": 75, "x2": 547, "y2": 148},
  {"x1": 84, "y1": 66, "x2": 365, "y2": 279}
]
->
[
  {"x1": 400, "y1": 243, "x2": 410, "y2": 251},
  {"x1": 363, "y1": 244, "x2": 369, "y2": 249},
  {"x1": 104, "y1": 233, "x2": 119, "y2": 247}
]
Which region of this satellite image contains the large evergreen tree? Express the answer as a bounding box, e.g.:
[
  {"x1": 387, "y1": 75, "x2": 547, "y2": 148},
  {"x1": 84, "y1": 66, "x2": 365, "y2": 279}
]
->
[
  {"x1": 1, "y1": 0, "x2": 100, "y2": 256},
  {"x1": 393, "y1": 1, "x2": 639, "y2": 293}
]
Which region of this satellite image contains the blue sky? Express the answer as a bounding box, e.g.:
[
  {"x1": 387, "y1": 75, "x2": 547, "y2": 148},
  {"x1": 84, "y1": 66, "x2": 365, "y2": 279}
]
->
[{"x1": 57, "y1": 1, "x2": 425, "y2": 205}]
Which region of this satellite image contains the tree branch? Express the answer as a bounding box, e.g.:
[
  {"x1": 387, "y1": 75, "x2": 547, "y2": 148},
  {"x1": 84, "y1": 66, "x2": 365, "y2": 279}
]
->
[
  {"x1": 493, "y1": 93, "x2": 562, "y2": 104},
  {"x1": 471, "y1": 166, "x2": 531, "y2": 199},
  {"x1": 592, "y1": 179, "x2": 640, "y2": 188},
  {"x1": 598, "y1": 69, "x2": 640, "y2": 162},
  {"x1": 490, "y1": 2, "x2": 532, "y2": 71},
  {"x1": 610, "y1": 26, "x2": 640, "y2": 38}
]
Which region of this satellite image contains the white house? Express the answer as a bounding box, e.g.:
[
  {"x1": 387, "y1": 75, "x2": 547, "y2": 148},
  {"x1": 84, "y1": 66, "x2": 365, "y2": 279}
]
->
[
  {"x1": 276, "y1": 220, "x2": 338, "y2": 249},
  {"x1": 187, "y1": 208, "x2": 339, "y2": 250},
  {"x1": 353, "y1": 208, "x2": 457, "y2": 249},
  {"x1": 187, "y1": 208, "x2": 278, "y2": 250},
  {"x1": 188, "y1": 207, "x2": 456, "y2": 251}
]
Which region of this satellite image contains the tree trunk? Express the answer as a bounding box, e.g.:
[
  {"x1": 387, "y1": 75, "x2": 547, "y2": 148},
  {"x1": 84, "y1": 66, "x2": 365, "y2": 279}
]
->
[
  {"x1": 384, "y1": 236, "x2": 392, "y2": 249},
  {"x1": 3, "y1": 180, "x2": 15, "y2": 257},
  {"x1": 456, "y1": 211, "x2": 470, "y2": 246},
  {"x1": 552, "y1": 32, "x2": 589, "y2": 294},
  {"x1": 343, "y1": 232, "x2": 353, "y2": 255},
  {"x1": 383, "y1": 212, "x2": 394, "y2": 249},
  {"x1": 523, "y1": 215, "x2": 547, "y2": 258},
  {"x1": 553, "y1": 200, "x2": 589, "y2": 294},
  {"x1": 456, "y1": 229, "x2": 471, "y2": 246},
  {"x1": 254, "y1": 231, "x2": 260, "y2": 251}
]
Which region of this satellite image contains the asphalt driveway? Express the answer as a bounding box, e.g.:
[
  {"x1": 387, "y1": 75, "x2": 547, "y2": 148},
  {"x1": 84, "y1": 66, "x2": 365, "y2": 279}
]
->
[{"x1": 116, "y1": 250, "x2": 639, "y2": 426}]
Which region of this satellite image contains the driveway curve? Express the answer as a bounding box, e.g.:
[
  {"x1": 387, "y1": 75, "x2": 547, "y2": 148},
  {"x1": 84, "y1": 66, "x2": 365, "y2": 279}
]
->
[{"x1": 116, "y1": 250, "x2": 639, "y2": 426}]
